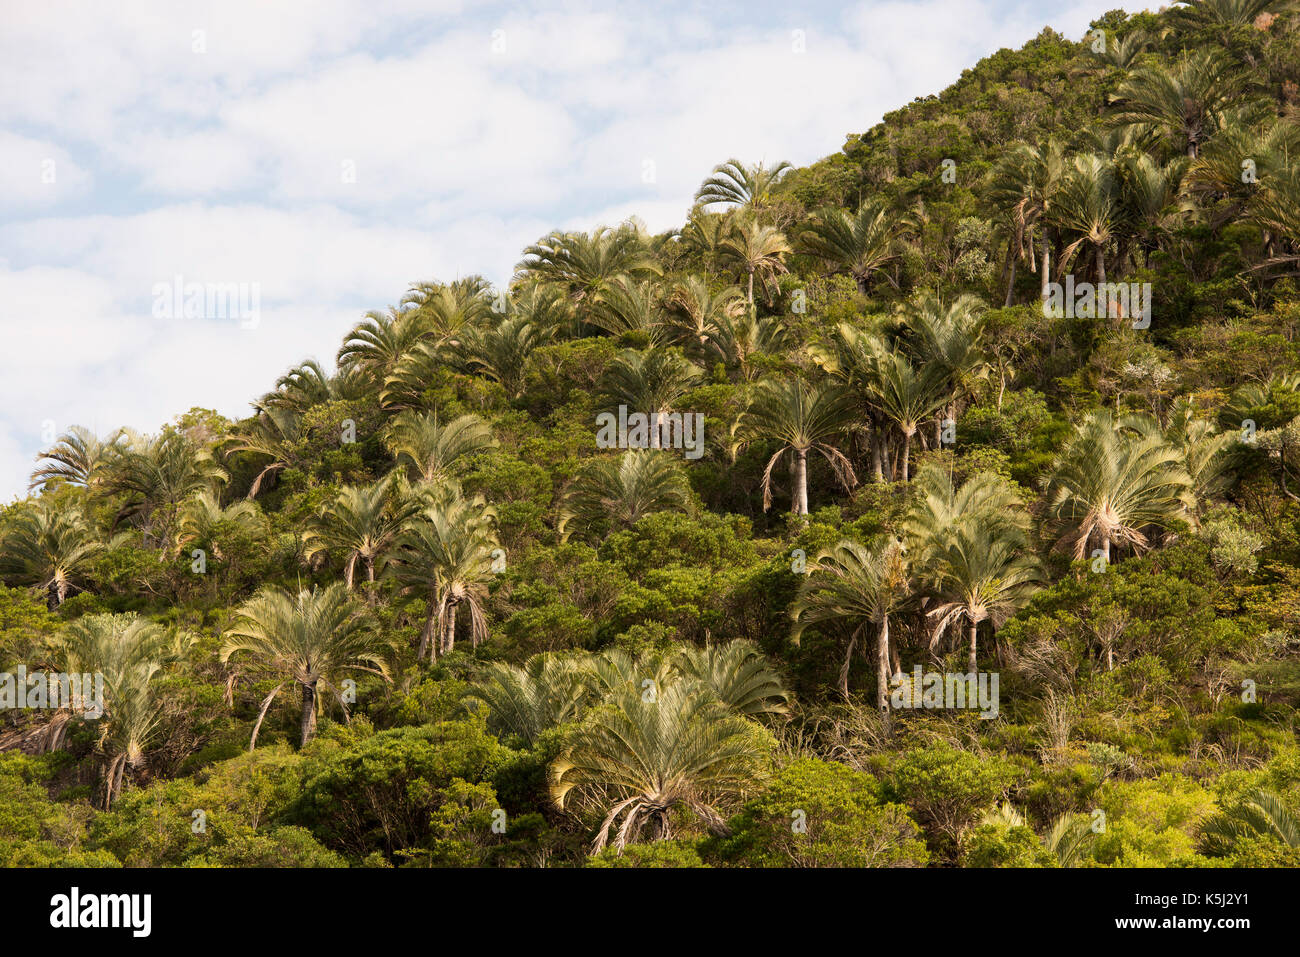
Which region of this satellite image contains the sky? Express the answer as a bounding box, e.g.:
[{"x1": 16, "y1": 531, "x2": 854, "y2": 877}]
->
[{"x1": 0, "y1": 0, "x2": 1134, "y2": 501}]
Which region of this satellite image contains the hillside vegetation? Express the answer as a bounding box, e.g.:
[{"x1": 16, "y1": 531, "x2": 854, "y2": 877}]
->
[{"x1": 4, "y1": 0, "x2": 1300, "y2": 868}]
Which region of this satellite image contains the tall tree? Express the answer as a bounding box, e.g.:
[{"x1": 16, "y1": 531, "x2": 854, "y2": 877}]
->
[
  {"x1": 743, "y1": 379, "x2": 858, "y2": 514},
  {"x1": 384, "y1": 410, "x2": 497, "y2": 485},
  {"x1": 799, "y1": 199, "x2": 907, "y2": 294},
  {"x1": 54, "y1": 614, "x2": 179, "y2": 807},
  {"x1": 550, "y1": 679, "x2": 771, "y2": 854},
  {"x1": 384, "y1": 492, "x2": 499, "y2": 661},
  {"x1": 1045, "y1": 409, "x2": 1195, "y2": 563},
  {"x1": 923, "y1": 518, "x2": 1044, "y2": 673},
  {"x1": 720, "y1": 218, "x2": 791, "y2": 307},
  {"x1": 1109, "y1": 50, "x2": 1248, "y2": 158},
  {"x1": 0, "y1": 502, "x2": 106, "y2": 609},
  {"x1": 791, "y1": 538, "x2": 911, "y2": 708},
  {"x1": 694, "y1": 158, "x2": 794, "y2": 214},
  {"x1": 303, "y1": 476, "x2": 416, "y2": 593},
  {"x1": 221, "y1": 583, "x2": 391, "y2": 747},
  {"x1": 29, "y1": 425, "x2": 127, "y2": 491}
]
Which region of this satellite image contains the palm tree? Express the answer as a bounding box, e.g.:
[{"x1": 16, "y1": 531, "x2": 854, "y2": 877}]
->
[
  {"x1": 259, "y1": 358, "x2": 368, "y2": 415},
  {"x1": 869, "y1": 350, "x2": 948, "y2": 482},
  {"x1": 175, "y1": 490, "x2": 267, "y2": 568},
  {"x1": 29, "y1": 425, "x2": 127, "y2": 490},
  {"x1": 987, "y1": 140, "x2": 1068, "y2": 303},
  {"x1": 464, "y1": 654, "x2": 590, "y2": 746},
  {"x1": 1075, "y1": 27, "x2": 1148, "y2": 74},
  {"x1": 0, "y1": 502, "x2": 106, "y2": 609},
  {"x1": 462, "y1": 314, "x2": 555, "y2": 398},
  {"x1": 896, "y1": 293, "x2": 988, "y2": 433},
  {"x1": 598, "y1": 348, "x2": 702, "y2": 413},
  {"x1": 579, "y1": 646, "x2": 680, "y2": 700},
  {"x1": 791, "y1": 538, "x2": 911, "y2": 707},
  {"x1": 1250, "y1": 162, "x2": 1300, "y2": 276},
  {"x1": 1051, "y1": 153, "x2": 1120, "y2": 284},
  {"x1": 1044, "y1": 409, "x2": 1195, "y2": 563},
  {"x1": 563, "y1": 450, "x2": 691, "y2": 533},
  {"x1": 303, "y1": 476, "x2": 416, "y2": 593},
  {"x1": 105, "y1": 432, "x2": 228, "y2": 550},
  {"x1": 679, "y1": 210, "x2": 738, "y2": 272},
  {"x1": 808, "y1": 322, "x2": 893, "y2": 480},
  {"x1": 221, "y1": 583, "x2": 391, "y2": 747},
  {"x1": 517, "y1": 223, "x2": 662, "y2": 303},
  {"x1": 1109, "y1": 50, "x2": 1248, "y2": 158},
  {"x1": 384, "y1": 494, "x2": 499, "y2": 661},
  {"x1": 711, "y1": 310, "x2": 790, "y2": 382},
  {"x1": 1044, "y1": 813, "x2": 1095, "y2": 867},
  {"x1": 924, "y1": 519, "x2": 1044, "y2": 673},
  {"x1": 584, "y1": 276, "x2": 669, "y2": 343},
  {"x1": 903, "y1": 464, "x2": 1030, "y2": 564},
  {"x1": 1162, "y1": 400, "x2": 1235, "y2": 506},
  {"x1": 550, "y1": 679, "x2": 771, "y2": 854},
  {"x1": 402, "y1": 277, "x2": 494, "y2": 338},
  {"x1": 720, "y1": 218, "x2": 791, "y2": 307},
  {"x1": 1186, "y1": 120, "x2": 1300, "y2": 236},
  {"x1": 500, "y1": 280, "x2": 575, "y2": 336},
  {"x1": 1116, "y1": 151, "x2": 1188, "y2": 268},
  {"x1": 1174, "y1": 0, "x2": 1300, "y2": 38},
  {"x1": 224, "y1": 406, "x2": 305, "y2": 499},
  {"x1": 694, "y1": 158, "x2": 793, "y2": 214},
  {"x1": 665, "y1": 277, "x2": 745, "y2": 358},
  {"x1": 1198, "y1": 788, "x2": 1300, "y2": 856},
  {"x1": 383, "y1": 410, "x2": 497, "y2": 484},
  {"x1": 55, "y1": 613, "x2": 176, "y2": 807},
  {"x1": 674, "y1": 640, "x2": 791, "y2": 720},
  {"x1": 799, "y1": 199, "x2": 907, "y2": 294},
  {"x1": 743, "y1": 378, "x2": 858, "y2": 514},
  {"x1": 336, "y1": 306, "x2": 431, "y2": 382}
]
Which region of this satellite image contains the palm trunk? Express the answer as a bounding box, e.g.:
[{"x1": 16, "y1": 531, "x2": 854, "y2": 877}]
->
[
  {"x1": 747, "y1": 270, "x2": 755, "y2": 306},
  {"x1": 248, "y1": 684, "x2": 283, "y2": 751},
  {"x1": 103, "y1": 753, "x2": 125, "y2": 809},
  {"x1": 1095, "y1": 244, "x2": 1106, "y2": 286},
  {"x1": 793, "y1": 449, "x2": 809, "y2": 515},
  {"x1": 418, "y1": 606, "x2": 438, "y2": 662},
  {"x1": 968, "y1": 619, "x2": 979, "y2": 675},
  {"x1": 877, "y1": 616, "x2": 891, "y2": 721},
  {"x1": 363, "y1": 556, "x2": 376, "y2": 605},
  {"x1": 870, "y1": 427, "x2": 884, "y2": 482},
  {"x1": 443, "y1": 603, "x2": 458, "y2": 654},
  {"x1": 901, "y1": 431, "x2": 913, "y2": 483},
  {"x1": 1040, "y1": 236, "x2": 1051, "y2": 303},
  {"x1": 1004, "y1": 248, "x2": 1017, "y2": 307},
  {"x1": 839, "y1": 635, "x2": 857, "y2": 700},
  {"x1": 299, "y1": 681, "x2": 318, "y2": 747},
  {"x1": 344, "y1": 556, "x2": 355, "y2": 591}
]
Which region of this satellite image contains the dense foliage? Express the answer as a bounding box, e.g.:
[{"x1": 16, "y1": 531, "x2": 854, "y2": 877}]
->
[{"x1": 4, "y1": 0, "x2": 1300, "y2": 868}]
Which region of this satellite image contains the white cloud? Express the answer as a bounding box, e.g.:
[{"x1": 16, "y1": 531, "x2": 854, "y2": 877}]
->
[
  {"x1": 0, "y1": 0, "x2": 1131, "y2": 500},
  {"x1": 0, "y1": 132, "x2": 92, "y2": 209}
]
